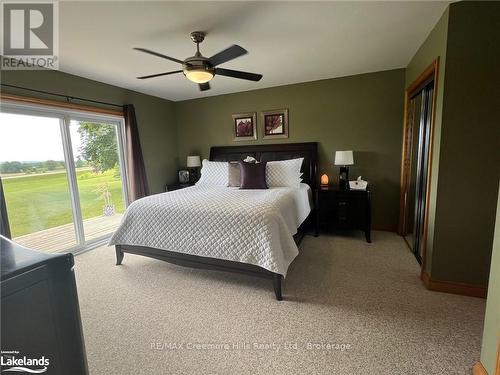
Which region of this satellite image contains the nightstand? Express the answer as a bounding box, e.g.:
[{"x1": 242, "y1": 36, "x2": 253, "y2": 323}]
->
[
  {"x1": 315, "y1": 186, "x2": 372, "y2": 243},
  {"x1": 166, "y1": 183, "x2": 193, "y2": 192}
]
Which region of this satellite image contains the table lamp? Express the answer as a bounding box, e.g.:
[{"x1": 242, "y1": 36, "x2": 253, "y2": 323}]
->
[
  {"x1": 187, "y1": 155, "x2": 201, "y2": 168},
  {"x1": 334, "y1": 151, "x2": 354, "y2": 190},
  {"x1": 187, "y1": 155, "x2": 201, "y2": 182}
]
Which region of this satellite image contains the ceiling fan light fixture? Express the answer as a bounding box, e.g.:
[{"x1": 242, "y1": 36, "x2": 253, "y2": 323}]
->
[
  {"x1": 183, "y1": 69, "x2": 214, "y2": 84},
  {"x1": 134, "y1": 31, "x2": 262, "y2": 91}
]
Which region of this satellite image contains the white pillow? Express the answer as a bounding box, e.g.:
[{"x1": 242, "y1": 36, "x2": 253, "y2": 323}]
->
[
  {"x1": 197, "y1": 159, "x2": 228, "y2": 186},
  {"x1": 266, "y1": 158, "x2": 304, "y2": 188}
]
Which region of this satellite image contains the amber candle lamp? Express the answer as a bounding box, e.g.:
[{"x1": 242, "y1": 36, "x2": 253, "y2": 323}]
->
[{"x1": 320, "y1": 174, "x2": 329, "y2": 186}]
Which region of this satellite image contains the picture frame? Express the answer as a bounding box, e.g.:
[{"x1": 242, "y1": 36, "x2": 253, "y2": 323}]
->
[
  {"x1": 261, "y1": 109, "x2": 289, "y2": 139},
  {"x1": 232, "y1": 112, "x2": 257, "y2": 141}
]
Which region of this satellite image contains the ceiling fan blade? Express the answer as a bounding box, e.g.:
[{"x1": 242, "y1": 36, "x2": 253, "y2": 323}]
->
[
  {"x1": 133, "y1": 48, "x2": 184, "y2": 65},
  {"x1": 137, "y1": 70, "x2": 183, "y2": 79},
  {"x1": 215, "y1": 68, "x2": 262, "y2": 82},
  {"x1": 199, "y1": 82, "x2": 211, "y2": 91},
  {"x1": 208, "y1": 45, "x2": 247, "y2": 66}
]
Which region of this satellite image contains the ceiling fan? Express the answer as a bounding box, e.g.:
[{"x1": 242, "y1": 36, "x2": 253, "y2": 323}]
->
[{"x1": 134, "y1": 31, "x2": 263, "y2": 91}]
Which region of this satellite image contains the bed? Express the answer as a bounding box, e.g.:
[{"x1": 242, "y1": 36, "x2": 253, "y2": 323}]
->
[{"x1": 110, "y1": 142, "x2": 317, "y2": 300}]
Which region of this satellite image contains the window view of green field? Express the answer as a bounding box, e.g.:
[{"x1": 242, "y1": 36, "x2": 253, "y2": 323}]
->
[
  {"x1": 0, "y1": 112, "x2": 126, "y2": 252},
  {"x1": 2, "y1": 169, "x2": 125, "y2": 237}
]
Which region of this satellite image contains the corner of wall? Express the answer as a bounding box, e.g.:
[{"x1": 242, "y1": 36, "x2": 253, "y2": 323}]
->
[
  {"x1": 479, "y1": 186, "x2": 500, "y2": 374},
  {"x1": 430, "y1": 0, "x2": 500, "y2": 286}
]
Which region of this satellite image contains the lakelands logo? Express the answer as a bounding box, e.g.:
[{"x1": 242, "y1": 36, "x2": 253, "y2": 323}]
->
[
  {"x1": 0, "y1": 0, "x2": 59, "y2": 69},
  {"x1": 1, "y1": 351, "x2": 50, "y2": 373}
]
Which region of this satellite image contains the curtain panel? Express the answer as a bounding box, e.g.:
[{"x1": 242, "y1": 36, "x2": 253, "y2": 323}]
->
[
  {"x1": 0, "y1": 177, "x2": 11, "y2": 239},
  {"x1": 123, "y1": 104, "x2": 149, "y2": 202}
]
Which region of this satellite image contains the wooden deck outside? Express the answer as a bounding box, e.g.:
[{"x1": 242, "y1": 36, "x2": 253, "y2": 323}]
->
[{"x1": 13, "y1": 214, "x2": 123, "y2": 253}]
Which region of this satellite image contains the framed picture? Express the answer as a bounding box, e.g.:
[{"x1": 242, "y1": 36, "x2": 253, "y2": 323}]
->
[
  {"x1": 232, "y1": 112, "x2": 257, "y2": 141},
  {"x1": 261, "y1": 109, "x2": 289, "y2": 139}
]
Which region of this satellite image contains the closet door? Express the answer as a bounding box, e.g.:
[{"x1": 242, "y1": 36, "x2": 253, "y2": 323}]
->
[
  {"x1": 412, "y1": 83, "x2": 434, "y2": 262},
  {"x1": 404, "y1": 93, "x2": 422, "y2": 252},
  {"x1": 399, "y1": 58, "x2": 438, "y2": 268}
]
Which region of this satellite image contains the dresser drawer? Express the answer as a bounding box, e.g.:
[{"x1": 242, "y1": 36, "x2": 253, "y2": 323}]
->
[{"x1": 316, "y1": 187, "x2": 372, "y2": 242}]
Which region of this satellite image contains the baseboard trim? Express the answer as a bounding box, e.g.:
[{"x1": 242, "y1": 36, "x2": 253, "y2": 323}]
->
[
  {"x1": 472, "y1": 362, "x2": 488, "y2": 375},
  {"x1": 421, "y1": 271, "x2": 487, "y2": 299},
  {"x1": 372, "y1": 224, "x2": 397, "y2": 232}
]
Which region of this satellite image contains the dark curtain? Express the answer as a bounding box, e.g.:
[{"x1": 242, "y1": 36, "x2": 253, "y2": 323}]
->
[
  {"x1": 0, "y1": 176, "x2": 11, "y2": 239},
  {"x1": 123, "y1": 104, "x2": 149, "y2": 202}
]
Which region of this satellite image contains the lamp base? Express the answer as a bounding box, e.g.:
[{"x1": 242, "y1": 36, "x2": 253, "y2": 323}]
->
[
  {"x1": 188, "y1": 167, "x2": 200, "y2": 183},
  {"x1": 339, "y1": 166, "x2": 350, "y2": 190}
]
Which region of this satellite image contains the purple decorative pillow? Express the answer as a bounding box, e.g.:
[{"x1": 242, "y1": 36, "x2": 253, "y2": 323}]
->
[{"x1": 239, "y1": 161, "x2": 268, "y2": 189}]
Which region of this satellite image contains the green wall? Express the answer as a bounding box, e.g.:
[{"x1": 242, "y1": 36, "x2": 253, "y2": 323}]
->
[
  {"x1": 405, "y1": 1, "x2": 500, "y2": 287},
  {"x1": 1, "y1": 3, "x2": 497, "y2": 289},
  {"x1": 405, "y1": 8, "x2": 449, "y2": 275},
  {"x1": 431, "y1": 1, "x2": 500, "y2": 286},
  {"x1": 480, "y1": 186, "x2": 500, "y2": 374},
  {"x1": 0, "y1": 65, "x2": 406, "y2": 230},
  {"x1": 0, "y1": 70, "x2": 178, "y2": 194},
  {"x1": 175, "y1": 69, "x2": 405, "y2": 229}
]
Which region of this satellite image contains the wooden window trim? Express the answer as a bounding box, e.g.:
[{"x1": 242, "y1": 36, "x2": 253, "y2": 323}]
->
[{"x1": 0, "y1": 93, "x2": 123, "y2": 117}]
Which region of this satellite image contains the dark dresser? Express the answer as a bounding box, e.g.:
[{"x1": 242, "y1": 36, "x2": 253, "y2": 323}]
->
[
  {"x1": 316, "y1": 186, "x2": 372, "y2": 242},
  {"x1": 1, "y1": 236, "x2": 88, "y2": 375}
]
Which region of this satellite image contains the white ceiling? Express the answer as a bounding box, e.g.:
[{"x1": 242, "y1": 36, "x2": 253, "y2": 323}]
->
[{"x1": 59, "y1": 1, "x2": 450, "y2": 102}]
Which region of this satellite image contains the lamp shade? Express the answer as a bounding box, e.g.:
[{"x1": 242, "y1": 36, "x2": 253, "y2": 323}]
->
[
  {"x1": 334, "y1": 150, "x2": 354, "y2": 166},
  {"x1": 186, "y1": 155, "x2": 201, "y2": 168}
]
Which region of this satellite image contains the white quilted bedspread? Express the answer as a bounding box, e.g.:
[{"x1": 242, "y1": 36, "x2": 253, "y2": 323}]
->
[{"x1": 109, "y1": 185, "x2": 311, "y2": 276}]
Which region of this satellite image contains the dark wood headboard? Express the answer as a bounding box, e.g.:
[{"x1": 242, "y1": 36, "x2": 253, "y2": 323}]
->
[{"x1": 209, "y1": 142, "x2": 318, "y2": 188}]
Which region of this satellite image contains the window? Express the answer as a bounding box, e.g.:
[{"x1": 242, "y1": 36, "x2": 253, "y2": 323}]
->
[{"x1": 0, "y1": 100, "x2": 128, "y2": 253}]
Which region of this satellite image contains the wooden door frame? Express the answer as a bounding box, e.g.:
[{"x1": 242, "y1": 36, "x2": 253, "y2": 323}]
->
[{"x1": 398, "y1": 58, "x2": 439, "y2": 275}]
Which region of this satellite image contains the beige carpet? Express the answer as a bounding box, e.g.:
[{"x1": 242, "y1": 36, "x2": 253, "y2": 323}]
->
[{"x1": 74, "y1": 231, "x2": 485, "y2": 375}]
